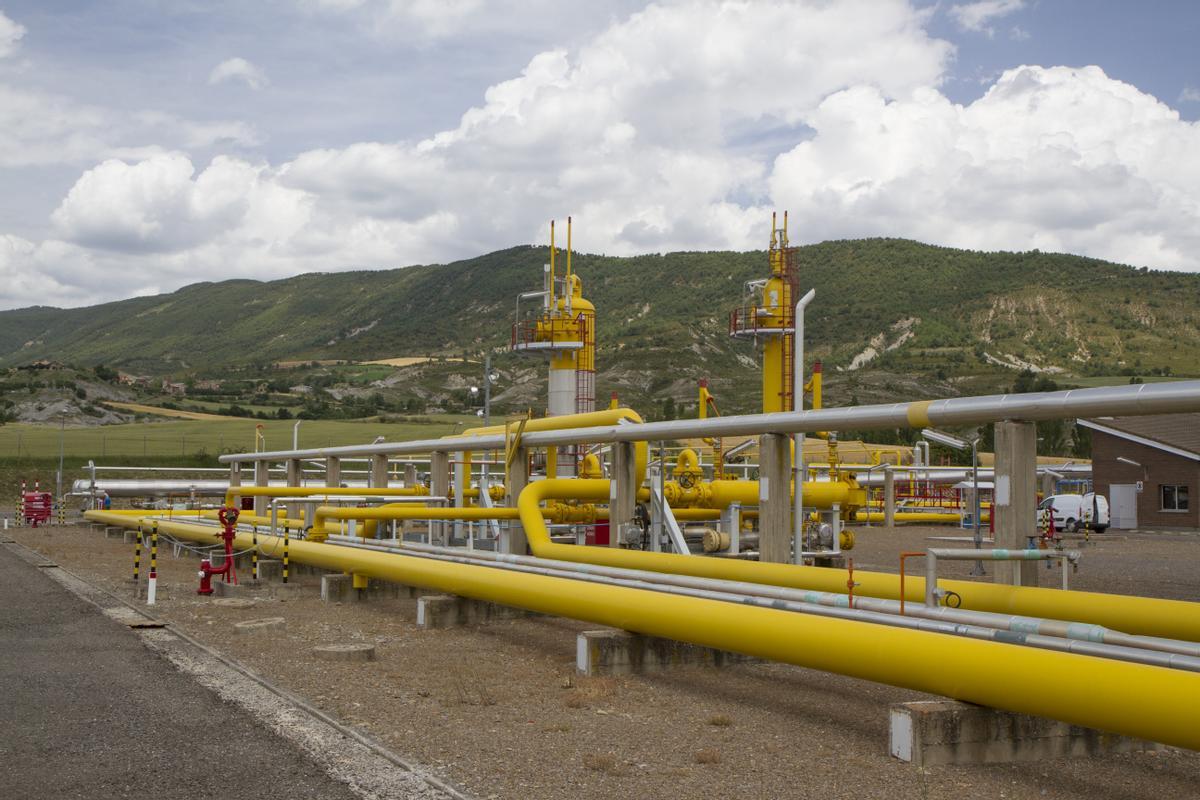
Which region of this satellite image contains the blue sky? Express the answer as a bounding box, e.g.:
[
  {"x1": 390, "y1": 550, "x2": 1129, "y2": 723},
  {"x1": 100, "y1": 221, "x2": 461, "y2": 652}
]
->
[
  {"x1": 0, "y1": 0, "x2": 1198, "y2": 309},
  {"x1": 925, "y1": 1, "x2": 1200, "y2": 112}
]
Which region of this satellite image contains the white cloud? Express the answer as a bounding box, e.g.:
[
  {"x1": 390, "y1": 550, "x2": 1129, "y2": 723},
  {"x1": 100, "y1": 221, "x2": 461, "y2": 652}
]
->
[
  {"x1": 950, "y1": 0, "x2": 1024, "y2": 36},
  {"x1": 0, "y1": 83, "x2": 260, "y2": 168},
  {"x1": 7, "y1": 0, "x2": 952, "y2": 308},
  {"x1": 1180, "y1": 86, "x2": 1200, "y2": 104},
  {"x1": 208, "y1": 57, "x2": 269, "y2": 90},
  {"x1": 769, "y1": 65, "x2": 1200, "y2": 270},
  {"x1": 4, "y1": 0, "x2": 1200, "y2": 311},
  {"x1": 0, "y1": 9, "x2": 25, "y2": 58}
]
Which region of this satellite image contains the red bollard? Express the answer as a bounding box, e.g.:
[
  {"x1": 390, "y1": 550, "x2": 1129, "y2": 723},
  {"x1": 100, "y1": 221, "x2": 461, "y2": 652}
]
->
[{"x1": 198, "y1": 506, "x2": 240, "y2": 595}]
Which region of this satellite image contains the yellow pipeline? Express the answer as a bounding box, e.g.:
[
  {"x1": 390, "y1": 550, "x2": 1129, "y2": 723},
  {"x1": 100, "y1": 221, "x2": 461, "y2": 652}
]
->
[
  {"x1": 857, "y1": 511, "x2": 964, "y2": 525},
  {"x1": 223, "y1": 485, "x2": 429, "y2": 509},
  {"x1": 516, "y1": 479, "x2": 1200, "y2": 642},
  {"x1": 665, "y1": 477, "x2": 861, "y2": 511},
  {"x1": 455, "y1": 407, "x2": 649, "y2": 481},
  {"x1": 81, "y1": 510, "x2": 1200, "y2": 751},
  {"x1": 309, "y1": 501, "x2": 719, "y2": 539}
]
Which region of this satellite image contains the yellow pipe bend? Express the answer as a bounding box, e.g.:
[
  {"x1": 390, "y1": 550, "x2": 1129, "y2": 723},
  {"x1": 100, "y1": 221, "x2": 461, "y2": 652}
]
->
[
  {"x1": 456, "y1": 407, "x2": 649, "y2": 481},
  {"x1": 81, "y1": 510, "x2": 1200, "y2": 752},
  {"x1": 516, "y1": 479, "x2": 1200, "y2": 643}
]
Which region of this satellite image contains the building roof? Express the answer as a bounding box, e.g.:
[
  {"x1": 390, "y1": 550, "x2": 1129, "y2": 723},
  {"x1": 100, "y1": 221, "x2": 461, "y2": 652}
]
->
[{"x1": 1080, "y1": 413, "x2": 1200, "y2": 461}]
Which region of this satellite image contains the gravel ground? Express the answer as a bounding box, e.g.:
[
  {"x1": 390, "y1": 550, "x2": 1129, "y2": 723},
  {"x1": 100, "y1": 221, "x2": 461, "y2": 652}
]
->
[{"x1": 11, "y1": 522, "x2": 1200, "y2": 800}]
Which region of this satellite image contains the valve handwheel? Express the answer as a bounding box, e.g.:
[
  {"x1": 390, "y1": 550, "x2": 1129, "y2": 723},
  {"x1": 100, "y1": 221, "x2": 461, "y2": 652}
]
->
[{"x1": 218, "y1": 506, "x2": 240, "y2": 528}]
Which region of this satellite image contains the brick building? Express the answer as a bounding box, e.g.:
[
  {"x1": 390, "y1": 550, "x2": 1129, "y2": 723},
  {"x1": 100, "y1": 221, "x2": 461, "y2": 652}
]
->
[{"x1": 1080, "y1": 413, "x2": 1198, "y2": 530}]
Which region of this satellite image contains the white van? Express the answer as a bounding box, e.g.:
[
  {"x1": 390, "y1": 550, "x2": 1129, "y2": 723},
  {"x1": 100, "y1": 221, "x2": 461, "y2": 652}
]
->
[{"x1": 1037, "y1": 493, "x2": 1110, "y2": 533}]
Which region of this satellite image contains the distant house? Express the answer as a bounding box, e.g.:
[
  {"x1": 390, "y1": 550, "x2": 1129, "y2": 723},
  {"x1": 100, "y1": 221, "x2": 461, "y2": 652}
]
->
[
  {"x1": 1080, "y1": 413, "x2": 1198, "y2": 530},
  {"x1": 118, "y1": 372, "x2": 153, "y2": 388},
  {"x1": 193, "y1": 379, "x2": 223, "y2": 391},
  {"x1": 19, "y1": 359, "x2": 63, "y2": 371},
  {"x1": 161, "y1": 380, "x2": 187, "y2": 396}
]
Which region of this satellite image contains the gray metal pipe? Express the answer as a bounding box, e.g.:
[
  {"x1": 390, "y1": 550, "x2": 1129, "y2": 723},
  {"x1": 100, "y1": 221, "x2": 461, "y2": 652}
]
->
[
  {"x1": 323, "y1": 536, "x2": 1200, "y2": 673},
  {"x1": 320, "y1": 535, "x2": 1200, "y2": 661},
  {"x1": 220, "y1": 380, "x2": 1200, "y2": 463},
  {"x1": 925, "y1": 548, "x2": 1081, "y2": 606}
]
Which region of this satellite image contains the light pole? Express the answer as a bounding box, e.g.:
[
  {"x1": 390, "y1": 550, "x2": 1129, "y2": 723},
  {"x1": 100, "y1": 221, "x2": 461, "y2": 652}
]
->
[
  {"x1": 922, "y1": 427, "x2": 984, "y2": 576},
  {"x1": 469, "y1": 353, "x2": 501, "y2": 427},
  {"x1": 791, "y1": 288, "x2": 816, "y2": 565}
]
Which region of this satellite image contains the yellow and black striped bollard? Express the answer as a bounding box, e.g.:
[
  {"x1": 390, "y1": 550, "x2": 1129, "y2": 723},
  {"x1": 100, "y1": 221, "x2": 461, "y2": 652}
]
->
[
  {"x1": 282, "y1": 526, "x2": 289, "y2": 584},
  {"x1": 251, "y1": 525, "x2": 259, "y2": 581},
  {"x1": 133, "y1": 525, "x2": 142, "y2": 582},
  {"x1": 147, "y1": 522, "x2": 159, "y2": 605}
]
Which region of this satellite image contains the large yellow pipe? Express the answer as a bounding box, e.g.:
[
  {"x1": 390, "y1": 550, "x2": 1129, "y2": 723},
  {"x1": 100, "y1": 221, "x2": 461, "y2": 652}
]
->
[
  {"x1": 223, "y1": 485, "x2": 429, "y2": 509},
  {"x1": 857, "y1": 511, "x2": 964, "y2": 524},
  {"x1": 516, "y1": 479, "x2": 1200, "y2": 642},
  {"x1": 665, "y1": 478, "x2": 861, "y2": 510},
  {"x1": 309, "y1": 502, "x2": 719, "y2": 538},
  {"x1": 81, "y1": 510, "x2": 1200, "y2": 751}
]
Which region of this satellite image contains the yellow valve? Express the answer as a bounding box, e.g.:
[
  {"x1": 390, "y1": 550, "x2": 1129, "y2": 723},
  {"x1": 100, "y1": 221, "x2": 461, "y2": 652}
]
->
[{"x1": 579, "y1": 453, "x2": 603, "y2": 479}]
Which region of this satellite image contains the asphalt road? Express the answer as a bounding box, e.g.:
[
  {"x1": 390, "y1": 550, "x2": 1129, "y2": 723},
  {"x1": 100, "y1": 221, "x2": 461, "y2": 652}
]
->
[{"x1": 0, "y1": 544, "x2": 361, "y2": 800}]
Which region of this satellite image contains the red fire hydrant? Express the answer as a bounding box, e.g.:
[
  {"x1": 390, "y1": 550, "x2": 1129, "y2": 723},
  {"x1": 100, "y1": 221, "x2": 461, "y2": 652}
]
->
[{"x1": 198, "y1": 506, "x2": 239, "y2": 595}]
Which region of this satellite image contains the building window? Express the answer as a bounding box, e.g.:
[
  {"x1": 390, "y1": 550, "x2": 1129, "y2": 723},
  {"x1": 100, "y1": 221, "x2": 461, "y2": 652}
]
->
[{"x1": 1161, "y1": 484, "x2": 1190, "y2": 512}]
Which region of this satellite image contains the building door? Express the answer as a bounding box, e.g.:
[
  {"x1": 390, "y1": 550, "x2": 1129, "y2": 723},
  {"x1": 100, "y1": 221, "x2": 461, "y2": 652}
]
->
[{"x1": 1110, "y1": 483, "x2": 1138, "y2": 529}]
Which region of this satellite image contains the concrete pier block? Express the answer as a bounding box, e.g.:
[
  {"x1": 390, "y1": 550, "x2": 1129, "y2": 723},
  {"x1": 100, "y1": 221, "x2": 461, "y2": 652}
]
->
[
  {"x1": 234, "y1": 617, "x2": 285, "y2": 635},
  {"x1": 122, "y1": 530, "x2": 139, "y2": 545},
  {"x1": 365, "y1": 577, "x2": 407, "y2": 599},
  {"x1": 416, "y1": 594, "x2": 533, "y2": 629},
  {"x1": 576, "y1": 629, "x2": 757, "y2": 677},
  {"x1": 105, "y1": 526, "x2": 124, "y2": 538},
  {"x1": 889, "y1": 700, "x2": 1163, "y2": 766},
  {"x1": 214, "y1": 581, "x2": 255, "y2": 599},
  {"x1": 255, "y1": 559, "x2": 283, "y2": 582},
  {"x1": 321, "y1": 574, "x2": 351, "y2": 603},
  {"x1": 313, "y1": 643, "x2": 376, "y2": 662},
  {"x1": 812, "y1": 554, "x2": 845, "y2": 569}
]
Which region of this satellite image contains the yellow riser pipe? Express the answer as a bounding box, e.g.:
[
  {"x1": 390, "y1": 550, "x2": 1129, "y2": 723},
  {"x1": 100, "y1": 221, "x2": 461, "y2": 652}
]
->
[
  {"x1": 516, "y1": 479, "x2": 1200, "y2": 643},
  {"x1": 81, "y1": 510, "x2": 1200, "y2": 752}
]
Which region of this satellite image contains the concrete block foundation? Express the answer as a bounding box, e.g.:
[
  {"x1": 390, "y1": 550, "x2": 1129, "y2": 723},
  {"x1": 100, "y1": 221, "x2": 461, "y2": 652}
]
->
[
  {"x1": 255, "y1": 559, "x2": 283, "y2": 582},
  {"x1": 889, "y1": 700, "x2": 1163, "y2": 766},
  {"x1": 321, "y1": 574, "x2": 351, "y2": 603},
  {"x1": 416, "y1": 594, "x2": 534, "y2": 629},
  {"x1": 576, "y1": 628, "x2": 756, "y2": 677}
]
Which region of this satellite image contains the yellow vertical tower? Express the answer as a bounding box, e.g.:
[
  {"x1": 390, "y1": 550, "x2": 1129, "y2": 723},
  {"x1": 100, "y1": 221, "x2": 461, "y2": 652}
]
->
[
  {"x1": 730, "y1": 213, "x2": 800, "y2": 413},
  {"x1": 511, "y1": 217, "x2": 597, "y2": 474}
]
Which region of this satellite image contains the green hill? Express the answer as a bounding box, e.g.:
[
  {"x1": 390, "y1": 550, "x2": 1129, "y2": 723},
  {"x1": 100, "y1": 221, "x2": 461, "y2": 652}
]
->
[{"x1": 2, "y1": 239, "x2": 1197, "y2": 416}]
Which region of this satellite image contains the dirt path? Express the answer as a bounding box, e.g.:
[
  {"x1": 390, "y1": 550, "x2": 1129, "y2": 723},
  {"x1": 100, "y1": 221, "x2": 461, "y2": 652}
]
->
[{"x1": 101, "y1": 401, "x2": 239, "y2": 420}]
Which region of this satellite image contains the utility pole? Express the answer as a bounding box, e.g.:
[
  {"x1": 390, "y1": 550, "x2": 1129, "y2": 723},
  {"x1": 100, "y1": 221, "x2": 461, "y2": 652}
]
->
[
  {"x1": 483, "y1": 353, "x2": 492, "y2": 427},
  {"x1": 57, "y1": 414, "x2": 65, "y2": 506}
]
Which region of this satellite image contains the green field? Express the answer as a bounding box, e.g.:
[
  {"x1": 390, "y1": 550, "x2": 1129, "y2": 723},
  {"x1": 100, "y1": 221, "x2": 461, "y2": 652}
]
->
[{"x1": 0, "y1": 415, "x2": 479, "y2": 461}]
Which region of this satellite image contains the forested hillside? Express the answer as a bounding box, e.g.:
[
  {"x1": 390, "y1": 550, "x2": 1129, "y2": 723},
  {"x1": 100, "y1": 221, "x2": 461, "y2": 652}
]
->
[{"x1": 1, "y1": 239, "x2": 1196, "y2": 416}]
